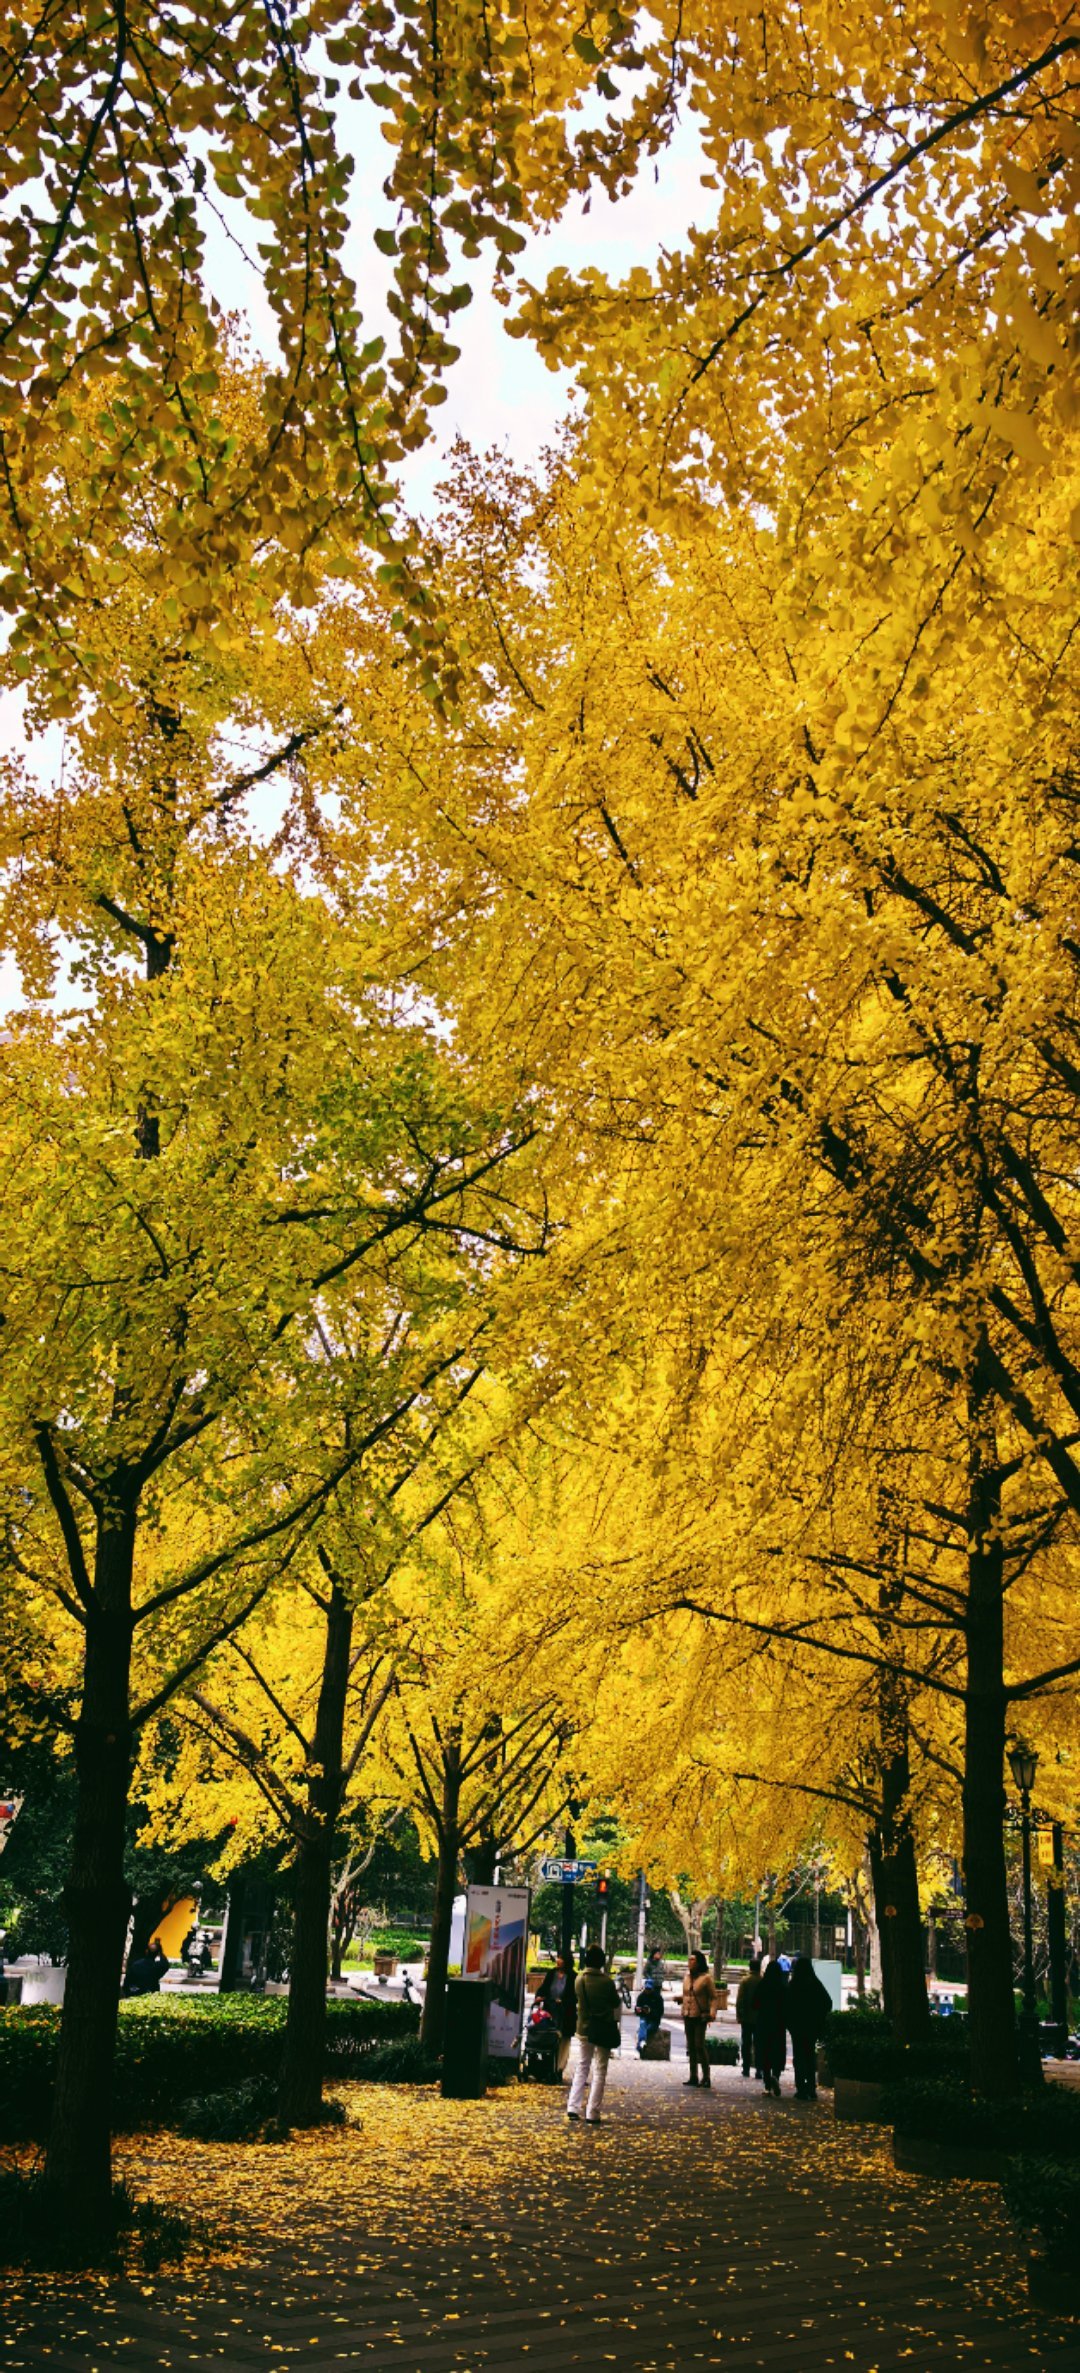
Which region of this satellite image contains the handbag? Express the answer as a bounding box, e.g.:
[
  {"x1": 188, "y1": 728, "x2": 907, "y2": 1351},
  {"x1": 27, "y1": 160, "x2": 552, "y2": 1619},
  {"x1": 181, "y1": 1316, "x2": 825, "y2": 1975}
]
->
[{"x1": 587, "y1": 2011, "x2": 622, "y2": 2050}]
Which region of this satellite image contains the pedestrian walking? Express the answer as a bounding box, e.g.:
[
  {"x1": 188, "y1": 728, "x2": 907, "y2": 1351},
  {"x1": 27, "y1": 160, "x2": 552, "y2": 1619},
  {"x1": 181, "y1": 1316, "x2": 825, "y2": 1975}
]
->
[
  {"x1": 785, "y1": 1955, "x2": 833, "y2": 2098},
  {"x1": 566, "y1": 1944, "x2": 622, "y2": 2125},
  {"x1": 754, "y1": 1956, "x2": 789, "y2": 2095},
  {"x1": 644, "y1": 1946, "x2": 666, "y2": 1995},
  {"x1": 634, "y1": 1970, "x2": 664, "y2": 2055},
  {"x1": 535, "y1": 1950, "x2": 577, "y2": 2078},
  {"x1": 680, "y1": 1948, "x2": 720, "y2": 2088},
  {"x1": 734, "y1": 1954, "x2": 763, "y2": 2077}
]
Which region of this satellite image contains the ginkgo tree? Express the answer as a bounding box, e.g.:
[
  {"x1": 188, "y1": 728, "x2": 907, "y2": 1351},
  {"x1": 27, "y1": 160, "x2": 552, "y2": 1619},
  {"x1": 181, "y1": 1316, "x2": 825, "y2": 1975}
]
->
[
  {"x1": 317, "y1": 427, "x2": 1080, "y2": 2094},
  {"x1": 0, "y1": 449, "x2": 555, "y2": 2220}
]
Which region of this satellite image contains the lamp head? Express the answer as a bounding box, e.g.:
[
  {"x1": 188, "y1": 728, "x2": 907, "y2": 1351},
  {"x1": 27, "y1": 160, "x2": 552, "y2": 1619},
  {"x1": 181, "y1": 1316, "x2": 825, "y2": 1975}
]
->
[{"x1": 1008, "y1": 1744, "x2": 1039, "y2": 1796}]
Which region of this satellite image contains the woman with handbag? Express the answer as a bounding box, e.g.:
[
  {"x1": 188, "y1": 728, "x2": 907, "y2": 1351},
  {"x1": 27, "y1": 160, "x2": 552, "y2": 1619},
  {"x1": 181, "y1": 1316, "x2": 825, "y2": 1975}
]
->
[
  {"x1": 680, "y1": 1949, "x2": 720, "y2": 2088},
  {"x1": 566, "y1": 1944, "x2": 622, "y2": 2124}
]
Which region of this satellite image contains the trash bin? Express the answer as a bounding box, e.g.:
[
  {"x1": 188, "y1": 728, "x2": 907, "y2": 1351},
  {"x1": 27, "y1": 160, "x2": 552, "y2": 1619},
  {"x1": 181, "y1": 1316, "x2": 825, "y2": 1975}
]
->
[{"x1": 441, "y1": 1978, "x2": 489, "y2": 2099}]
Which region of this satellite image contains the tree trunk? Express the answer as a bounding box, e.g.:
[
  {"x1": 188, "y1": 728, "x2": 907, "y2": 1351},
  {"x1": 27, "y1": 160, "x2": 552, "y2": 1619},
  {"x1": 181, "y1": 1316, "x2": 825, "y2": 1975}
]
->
[
  {"x1": 711, "y1": 1897, "x2": 726, "y2": 1982},
  {"x1": 467, "y1": 1832, "x2": 497, "y2": 1886},
  {"x1": 278, "y1": 1581, "x2": 353, "y2": 2127},
  {"x1": 420, "y1": 1743, "x2": 462, "y2": 2059},
  {"x1": 963, "y1": 1564, "x2": 1019, "y2": 2094},
  {"x1": 219, "y1": 1868, "x2": 249, "y2": 1993},
  {"x1": 128, "y1": 1887, "x2": 172, "y2": 1963},
  {"x1": 870, "y1": 1776, "x2": 931, "y2": 2043},
  {"x1": 44, "y1": 1515, "x2": 135, "y2": 2227},
  {"x1": 869, "y1": 1500, "x2": 931, "y2": 2043},
  {"x1": 962, "y1": 1350, "x2": 1021, "y2": 2096}
]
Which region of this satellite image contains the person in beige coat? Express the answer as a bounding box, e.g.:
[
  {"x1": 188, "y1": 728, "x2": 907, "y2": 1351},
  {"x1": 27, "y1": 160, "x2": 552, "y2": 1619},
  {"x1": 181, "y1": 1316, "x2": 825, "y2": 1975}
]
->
[{"x1": 680, "y1": 1950, "x2": 720, "y2": 2087}]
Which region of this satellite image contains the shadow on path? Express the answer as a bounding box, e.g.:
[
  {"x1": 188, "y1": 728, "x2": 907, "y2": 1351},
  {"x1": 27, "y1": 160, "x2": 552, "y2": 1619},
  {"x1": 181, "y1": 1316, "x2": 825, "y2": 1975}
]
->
[{"x1": 4, "y1": 2055, "x2": 1074, "y2": 2371}]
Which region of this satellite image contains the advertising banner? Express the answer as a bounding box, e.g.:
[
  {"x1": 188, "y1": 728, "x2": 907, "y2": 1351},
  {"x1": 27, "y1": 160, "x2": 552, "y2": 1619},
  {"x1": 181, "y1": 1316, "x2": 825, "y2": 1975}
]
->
[{"x1": 462, "y1": 1883, "x2": 531, "y2": 2058}]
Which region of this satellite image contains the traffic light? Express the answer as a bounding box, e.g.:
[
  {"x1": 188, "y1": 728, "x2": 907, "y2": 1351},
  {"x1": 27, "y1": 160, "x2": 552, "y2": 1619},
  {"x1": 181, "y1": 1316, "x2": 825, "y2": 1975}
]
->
[{"x1": 597, "y1": 1872, "x2": 610, "y2": 1900}]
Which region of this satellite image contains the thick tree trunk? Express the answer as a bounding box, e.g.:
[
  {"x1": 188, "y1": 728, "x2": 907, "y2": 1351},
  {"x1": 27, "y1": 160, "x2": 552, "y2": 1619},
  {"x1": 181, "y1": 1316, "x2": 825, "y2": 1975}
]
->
[
  {"x1": 278, "y1": 1581, "x2": 353, "y2": 2127},
  {"x1": 963, "y1": 1575, "x2": 1019, "y2": 2094},
  {"x1": 963, "y1": 1358, "x2": 1021, "y2": 2097},
  {"x1": 869, "y1": 1727, "x2": 931, "y2": 2043},
  {"x1": 420, "y1": 1745, "x2": 462, "y2": 2059},
  {"x1": 44, "y1": 1516, "x2": 135, "y2": 2226},
  {"x1": 869, "y1": 1819, "x2": 929, "y2": 2041},
  {"x1": 870, "y1": 1502, "x2": 931, "y2": 2044}
]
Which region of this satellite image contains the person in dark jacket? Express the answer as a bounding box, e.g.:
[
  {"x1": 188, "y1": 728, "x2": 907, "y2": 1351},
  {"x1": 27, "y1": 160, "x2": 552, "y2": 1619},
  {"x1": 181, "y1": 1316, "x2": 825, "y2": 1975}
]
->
[
  {"x1": 126, "y1": 1942, "x2": 168, "y2": 1996},
  {"x1": 785, "y1": 1956, "x2": 833, "y2": 2098},
  {"x1": 634, "y1": 1973, "x2": 664, "y2": 2055},
  {"x1": 754, "y1": 1956, "x2": 789, "y2": 2096},
  {"x1": 734, "y1": 1955, "x2": 763, "y2": 2077},
  {"x1": 535, "y1": 1951, "x2": 577, "y2": 2078}
]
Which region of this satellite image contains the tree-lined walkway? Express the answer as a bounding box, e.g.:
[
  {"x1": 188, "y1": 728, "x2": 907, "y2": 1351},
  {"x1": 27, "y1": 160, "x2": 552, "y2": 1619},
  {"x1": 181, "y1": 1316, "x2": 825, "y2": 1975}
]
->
[{"x1": 5, "y1": 2060, "x2": 1074, "y2": 2371}]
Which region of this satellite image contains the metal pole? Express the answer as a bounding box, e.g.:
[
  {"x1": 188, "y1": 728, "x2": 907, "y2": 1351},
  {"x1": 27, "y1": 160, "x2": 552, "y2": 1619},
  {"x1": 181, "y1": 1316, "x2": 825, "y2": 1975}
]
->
[
  {"x1": 600, "y1": 1903, "x2": 608, "y2": 1957},
  {"x1": 634, "y1": 1868, "x2": 648, "y2": 1993},
  {"x1": 1019, "y1": 1786, "x2": 1042, "y2": 2084},
  {"x1": 1022, "y1": 1789, "x2": 1036, "y2": 2018},
  {"x1": 560, "y1": 1823, "x2": 576, "y2": 1965},
  {"x1": 1049, "y1": 1820, "x2": 1068, "y2": 2059}
]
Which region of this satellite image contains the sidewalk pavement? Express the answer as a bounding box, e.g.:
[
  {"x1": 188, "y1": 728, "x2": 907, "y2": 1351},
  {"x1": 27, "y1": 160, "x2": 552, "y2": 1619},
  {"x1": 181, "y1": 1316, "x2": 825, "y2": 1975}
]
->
[{"x1": 4, "y1": 2051, "x2": 1072, "y2": 2372}]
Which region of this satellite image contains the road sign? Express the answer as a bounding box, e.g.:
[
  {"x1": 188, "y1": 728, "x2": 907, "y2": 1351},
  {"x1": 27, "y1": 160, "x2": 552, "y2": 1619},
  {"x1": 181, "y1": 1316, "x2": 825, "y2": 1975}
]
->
[{"x1": 539, "y1": 1857, "x2": 597, "y2": 1884}]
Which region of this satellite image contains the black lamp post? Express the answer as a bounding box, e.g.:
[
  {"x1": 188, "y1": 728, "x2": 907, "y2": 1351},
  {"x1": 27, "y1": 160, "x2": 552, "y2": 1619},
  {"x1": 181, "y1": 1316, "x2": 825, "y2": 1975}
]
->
[{"x1": 1008, "y1": 1743, "x2": 1042, "y2": 2085}]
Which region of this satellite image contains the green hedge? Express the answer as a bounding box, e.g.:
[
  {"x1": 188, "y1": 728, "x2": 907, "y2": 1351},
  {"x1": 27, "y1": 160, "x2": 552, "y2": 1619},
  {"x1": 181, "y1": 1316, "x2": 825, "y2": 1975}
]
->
[
  {"x1": 0, "y1": 1993, "x2": 420, "y2": 2140},
  {"x1": 705, "y1": 2034, "x2": 739, "y2": 2065},
  {"x1": 886, "y1": 2076, "x2": 1080, "y2": 2160},
  {"x1": 825, "y1": 2008, "x2": 968, "y2": 2084},
  {"x1": 1003, "y1": 2155, "x2": 1080, "y2": 2269}
]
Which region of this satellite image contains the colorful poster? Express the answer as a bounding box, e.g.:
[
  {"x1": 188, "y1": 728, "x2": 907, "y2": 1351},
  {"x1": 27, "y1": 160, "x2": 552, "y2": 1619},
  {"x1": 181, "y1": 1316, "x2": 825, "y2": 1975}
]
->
[{"x1": 462, "y1": 1884, "x2": 531, "y2": 2058}]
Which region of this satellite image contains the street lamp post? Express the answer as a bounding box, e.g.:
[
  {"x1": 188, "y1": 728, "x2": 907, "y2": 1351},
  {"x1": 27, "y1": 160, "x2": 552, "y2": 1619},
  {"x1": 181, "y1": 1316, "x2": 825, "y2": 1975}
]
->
[{"x1": 1008, "y1": 1743, "x2": 1042, "y2": 2087}]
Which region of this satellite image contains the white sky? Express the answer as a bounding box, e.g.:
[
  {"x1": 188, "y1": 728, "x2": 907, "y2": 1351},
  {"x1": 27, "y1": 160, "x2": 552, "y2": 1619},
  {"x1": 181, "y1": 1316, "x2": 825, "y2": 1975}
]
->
[{"x1": 203, "y1": 96, "x2": 707, "y2": 506}]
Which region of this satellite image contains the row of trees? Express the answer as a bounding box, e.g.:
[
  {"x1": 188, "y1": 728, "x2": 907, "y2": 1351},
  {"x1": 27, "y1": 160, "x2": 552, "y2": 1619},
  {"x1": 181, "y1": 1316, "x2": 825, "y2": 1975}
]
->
[{"x1": 2, "y1": 0, "x2": 1079, "y2": 2229}]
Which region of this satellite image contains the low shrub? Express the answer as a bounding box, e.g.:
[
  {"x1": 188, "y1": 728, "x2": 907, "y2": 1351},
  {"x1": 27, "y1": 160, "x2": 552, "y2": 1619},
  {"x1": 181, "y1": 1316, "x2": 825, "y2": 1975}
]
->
[
  {"x1": 176, "y1": 2076, "x2": 282, "y2": 2142},
  {"x1": 350, "y1": 2036, "x2": 438, "y2": 2086},
  {"x1": 705, "y1": 2035, "x2": 739, "y2": 2065},
  {"x1": 886, "y1": 2077, "x2": 1080, "y2": 2160},
  {"x1": 826, "y1": 2008, "x2": 967, "y2": 2085},
  {"x1": 1003, "y1": 2154, "x2": 1080, "y2": 2269},
  {"x1": 0, "y1": 1992, "x2": 420, "y2": 2140}
]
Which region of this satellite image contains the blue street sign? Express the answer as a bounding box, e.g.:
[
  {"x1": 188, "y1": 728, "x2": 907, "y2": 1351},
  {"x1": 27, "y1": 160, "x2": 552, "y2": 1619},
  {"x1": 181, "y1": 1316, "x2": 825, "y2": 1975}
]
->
[{"x1": 539, "y1": 1857, "x2": 598, "y2": 1884}]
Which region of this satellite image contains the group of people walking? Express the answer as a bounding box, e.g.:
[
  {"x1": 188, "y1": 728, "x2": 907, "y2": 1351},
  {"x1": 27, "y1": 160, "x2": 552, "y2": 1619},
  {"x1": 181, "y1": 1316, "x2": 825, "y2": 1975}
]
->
[
  {"x1": 532, "y1": 1942, "x2": 832, "y2": 2121},
  {"x1": 734, "y1": 1952, "x2": 833, "y2": 2098}
]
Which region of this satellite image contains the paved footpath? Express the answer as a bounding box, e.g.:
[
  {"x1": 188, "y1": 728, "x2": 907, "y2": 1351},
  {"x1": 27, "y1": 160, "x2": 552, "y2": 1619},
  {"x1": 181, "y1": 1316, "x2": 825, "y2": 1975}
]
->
[{"x1": 5, "y1": 2056, "x2": 1079, "y2": 2373}]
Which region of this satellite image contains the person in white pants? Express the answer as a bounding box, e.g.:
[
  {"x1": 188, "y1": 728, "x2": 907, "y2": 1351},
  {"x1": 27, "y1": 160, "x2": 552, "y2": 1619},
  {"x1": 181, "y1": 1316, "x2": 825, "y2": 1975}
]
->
[
  {"x1": 566, "y1": 1943, "x2": 622, "y2": 2125},
  {"x1": 567, "y1": 2034, "x2": 611, "y2": 2122}
]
